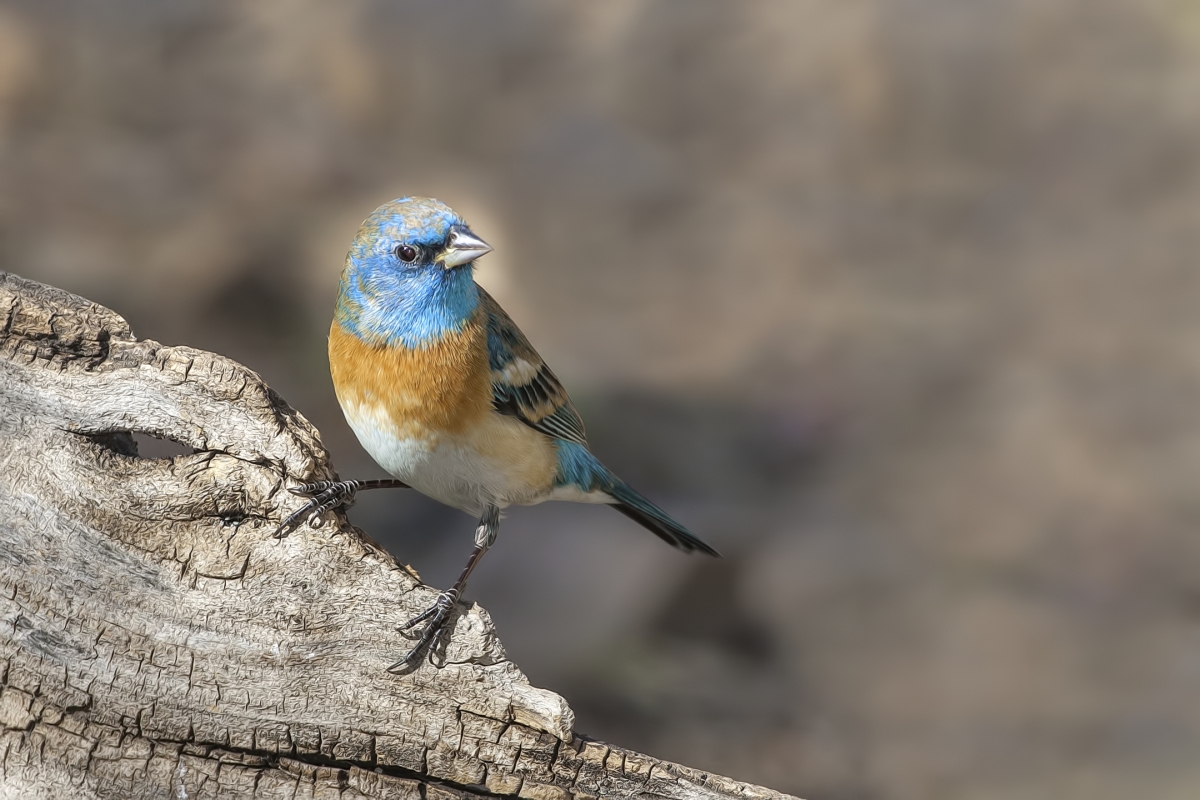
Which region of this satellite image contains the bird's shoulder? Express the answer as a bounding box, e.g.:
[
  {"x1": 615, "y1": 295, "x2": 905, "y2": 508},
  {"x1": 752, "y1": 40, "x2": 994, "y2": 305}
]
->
[{"x1": 477, "y1": 286, "x2": 588, "y2": 446}]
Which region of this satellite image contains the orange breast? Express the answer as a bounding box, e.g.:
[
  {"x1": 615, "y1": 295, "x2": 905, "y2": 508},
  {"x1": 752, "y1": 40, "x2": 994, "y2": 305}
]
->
[{"x1": 328, "y1": 311, "x2": 492, "y2": 437}]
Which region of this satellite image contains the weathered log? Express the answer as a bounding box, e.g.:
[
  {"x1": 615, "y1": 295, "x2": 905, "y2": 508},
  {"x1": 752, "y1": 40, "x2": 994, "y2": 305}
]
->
[{"x1": 0, "y1": 273, "x2": 797, "y2": 800}]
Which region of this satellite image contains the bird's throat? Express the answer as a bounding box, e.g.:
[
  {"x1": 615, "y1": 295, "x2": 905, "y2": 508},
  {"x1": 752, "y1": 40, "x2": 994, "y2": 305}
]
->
[{"x1": 335, "y1": 261, "x2": 479, "y2": 349}]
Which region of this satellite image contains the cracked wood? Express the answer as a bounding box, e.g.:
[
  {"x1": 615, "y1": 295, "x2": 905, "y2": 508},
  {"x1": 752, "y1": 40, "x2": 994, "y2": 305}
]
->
[{"x1": 0, "y1": 272, "x2": 798, "y2": 800}]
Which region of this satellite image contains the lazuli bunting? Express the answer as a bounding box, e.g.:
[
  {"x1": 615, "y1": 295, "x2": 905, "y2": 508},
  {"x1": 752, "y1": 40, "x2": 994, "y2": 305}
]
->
[{"x1": 280, "y1": 197, "x2": 717, "y2": 670}]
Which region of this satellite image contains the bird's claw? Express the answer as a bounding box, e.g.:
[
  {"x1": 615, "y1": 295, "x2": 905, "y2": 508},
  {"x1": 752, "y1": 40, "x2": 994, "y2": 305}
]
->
[
  {"x1": 274, "y1": 480, "x2": 360, "y2": 538},
  {"x1": 387, "y1": 590, "x2": 459, "y2": 672}
]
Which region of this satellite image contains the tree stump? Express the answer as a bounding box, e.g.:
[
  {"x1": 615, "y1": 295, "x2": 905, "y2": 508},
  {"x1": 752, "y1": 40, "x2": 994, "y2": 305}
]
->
[{"x1": 0, "y1": 273, "x2": 797, "y2": 800}]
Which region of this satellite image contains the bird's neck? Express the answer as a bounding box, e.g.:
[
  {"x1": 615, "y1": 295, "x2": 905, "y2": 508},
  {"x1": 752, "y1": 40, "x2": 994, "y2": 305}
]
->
[{"x1": 335, "y1": 259, "x2": 480, "y2": 348}]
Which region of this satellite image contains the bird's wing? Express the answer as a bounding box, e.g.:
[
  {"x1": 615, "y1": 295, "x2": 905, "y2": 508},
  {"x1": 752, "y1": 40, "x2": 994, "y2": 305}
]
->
[{"x1": 478, "y1": 286, "x2": 588, "y2": 446}]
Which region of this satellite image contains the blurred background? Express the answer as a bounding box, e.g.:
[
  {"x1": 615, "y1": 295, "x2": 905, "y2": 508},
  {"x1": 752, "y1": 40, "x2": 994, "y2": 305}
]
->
[{"x1": 3, "y1": 0, "x2": 1200, "y2": 797}]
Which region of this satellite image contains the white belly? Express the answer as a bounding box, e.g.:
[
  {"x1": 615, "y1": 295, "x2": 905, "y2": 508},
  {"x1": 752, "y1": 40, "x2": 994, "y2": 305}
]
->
[{"x1": 341, "y1": 402, "x2": 561, "y2": 516}]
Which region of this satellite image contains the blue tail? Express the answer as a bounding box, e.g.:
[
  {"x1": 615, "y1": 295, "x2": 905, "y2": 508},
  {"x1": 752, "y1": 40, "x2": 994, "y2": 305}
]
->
[
  {"x1": 607, "y1": 482, "x2": 720, "y2": 556},
  {"x1": 555, "y1": 441, "x2": 719, "y2": 556}
]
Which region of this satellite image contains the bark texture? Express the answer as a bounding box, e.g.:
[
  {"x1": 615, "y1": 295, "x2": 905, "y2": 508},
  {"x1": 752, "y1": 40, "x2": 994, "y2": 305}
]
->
[{"x1": 0, "y1": 273, "x2": 797, "y2": 800}]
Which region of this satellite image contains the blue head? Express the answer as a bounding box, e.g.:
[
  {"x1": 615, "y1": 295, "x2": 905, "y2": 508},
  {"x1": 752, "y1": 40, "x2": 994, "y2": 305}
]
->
[{"x1": 335, "y1": 197, "x2": 493, "y2": 348}]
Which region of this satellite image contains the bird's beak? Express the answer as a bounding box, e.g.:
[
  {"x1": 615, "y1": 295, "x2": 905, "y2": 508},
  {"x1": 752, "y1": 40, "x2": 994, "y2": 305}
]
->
[{"x1": 440, "y1": 225, "x2": 493, "y2": 269}]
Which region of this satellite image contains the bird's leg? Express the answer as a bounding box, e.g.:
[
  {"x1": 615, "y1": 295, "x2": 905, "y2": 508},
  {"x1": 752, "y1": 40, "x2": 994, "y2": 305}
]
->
[
  {"x1": 388, "y1": 503, "x2": 500, "y2": 673},
  {"x1": 274, "y1": 478, "x2": 410, "y2": 538}
]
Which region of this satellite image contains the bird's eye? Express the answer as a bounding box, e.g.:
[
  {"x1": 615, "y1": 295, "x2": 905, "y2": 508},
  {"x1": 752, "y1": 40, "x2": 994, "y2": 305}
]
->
[{"x1": 394, "y1": 244, "x2": 420, "y2": 263}]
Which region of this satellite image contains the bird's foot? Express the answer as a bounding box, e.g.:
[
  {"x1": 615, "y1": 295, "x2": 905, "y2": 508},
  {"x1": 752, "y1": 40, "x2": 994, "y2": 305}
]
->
[
  {"x1": 274, "y1": 480, "x2": 361, "y2": 538},
  {"x1": 387, "y1": 589, "x2": 460, "y2": 673}
]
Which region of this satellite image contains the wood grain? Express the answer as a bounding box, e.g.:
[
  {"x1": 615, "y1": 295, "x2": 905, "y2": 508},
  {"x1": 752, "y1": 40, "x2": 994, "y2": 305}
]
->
[{"x1": 0, "y1": 272, "x2": 799, "y2": 800}]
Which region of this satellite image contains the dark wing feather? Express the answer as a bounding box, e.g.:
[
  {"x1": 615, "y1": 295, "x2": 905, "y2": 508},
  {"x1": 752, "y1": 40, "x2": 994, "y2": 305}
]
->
[{"x1": 478, "y1": 287, "x2": 588, "y2": 446}]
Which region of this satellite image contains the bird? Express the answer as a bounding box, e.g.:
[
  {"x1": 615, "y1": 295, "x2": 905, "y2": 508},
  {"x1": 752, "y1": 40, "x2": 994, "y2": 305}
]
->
[{"x1": 277, "y1": 196, "x2": 718, "y2": 671}]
